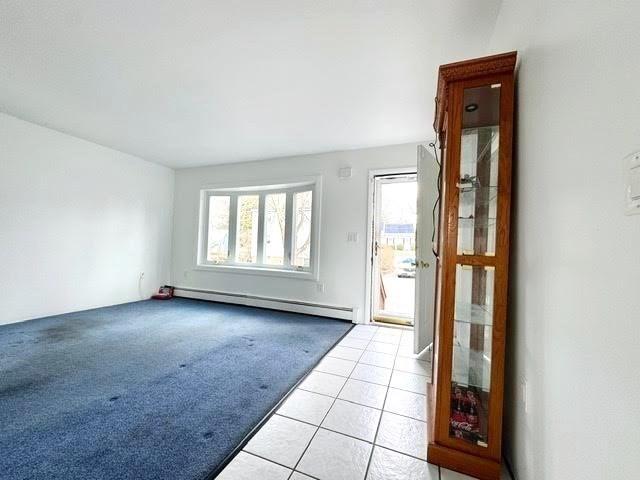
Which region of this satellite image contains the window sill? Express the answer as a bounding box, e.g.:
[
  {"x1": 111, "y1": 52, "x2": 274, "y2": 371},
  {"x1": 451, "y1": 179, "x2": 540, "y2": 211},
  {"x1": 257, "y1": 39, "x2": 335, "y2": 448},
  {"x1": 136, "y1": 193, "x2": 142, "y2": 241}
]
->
[{"x1": 194, "y1": 263, "x2": 318, "y2": 281}]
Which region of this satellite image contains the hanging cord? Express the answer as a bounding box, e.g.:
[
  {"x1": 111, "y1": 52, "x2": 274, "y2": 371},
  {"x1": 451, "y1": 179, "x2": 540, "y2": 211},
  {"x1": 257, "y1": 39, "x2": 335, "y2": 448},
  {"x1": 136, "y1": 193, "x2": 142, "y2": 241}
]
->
[{"x1": 430, "y1": 140, "x2": 441, "y2": 258}]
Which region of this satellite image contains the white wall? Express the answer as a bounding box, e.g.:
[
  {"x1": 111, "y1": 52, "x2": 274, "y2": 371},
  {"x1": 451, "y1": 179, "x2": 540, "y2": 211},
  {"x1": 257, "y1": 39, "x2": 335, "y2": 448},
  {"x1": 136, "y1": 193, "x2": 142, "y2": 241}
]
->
[
  {"x1": 0, "y1": 113, "x2": 175, "y2": 325},
  {"x1": 487, "y1": 2, "x2": 640, "y2": 479},
  {"x1": 171, "y1": 143, "x2": 424, "y2": 322}
]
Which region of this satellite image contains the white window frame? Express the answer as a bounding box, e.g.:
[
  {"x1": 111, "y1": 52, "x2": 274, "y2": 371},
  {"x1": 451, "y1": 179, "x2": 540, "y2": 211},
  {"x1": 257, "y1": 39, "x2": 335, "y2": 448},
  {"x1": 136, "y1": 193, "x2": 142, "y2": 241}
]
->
[{"x1": 196, "y1": 178, "x2": 321, "y2": 280}]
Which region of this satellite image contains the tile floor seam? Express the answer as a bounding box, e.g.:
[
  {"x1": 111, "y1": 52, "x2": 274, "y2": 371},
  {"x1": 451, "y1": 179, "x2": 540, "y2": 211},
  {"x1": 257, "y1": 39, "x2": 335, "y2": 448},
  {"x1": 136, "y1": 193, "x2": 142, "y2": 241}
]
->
[
  {"x1": 290, "y1": 472, "x2": 322, "y2": 480},
  {"x1": 267, "y1": 417, "x2": 430, "y2": 465},
  {"x1": 291, "y1": 334, "x2": 375, "y2": 479},
  {"x1": 348, "y1": 364, "x2": 393, "y2": 387},
  {"x1": 243, "y1": 414, "x2": 318, "y2": 471},
  {"x1": 289, "y1": 421, "x2": 320, "y2": 475},
  {"x1": 363, "y1": 367, "x2": 392, "y2": 480},
  {"x1": 392, "y1": 347, "x2": 401, "y2": 370},
  {"x1": 310, "y1": 426, "x2": 430, "y2": 463},
  {"x1": 274, "y1": 412, "x2": 321, "y2": 429},
  {"x1": 244, "y1": 331, "x2": 363, "y2": 478},
  {"x1": 326, "y1": 348, "x2": 365, "y2": 362},
  {"x1": 308, "y1": 357, "x2": 431, "y2": 393},
  {"x1": 294, "y1": 387, "x2": 338, "y2": 400},
  {"x1": 353, "y1": 371, "x2": 429, "y2": 393},
  {"x1": 242, "y1": 450, "x2": 298, "y2": 475},
  {"x1": 314, "y1": 360, "x2": 357, "y2": 378},
  {"x1": 240, "y1": 327, "x2": 435, "y2": 480},
  {"x1": 367, "y1": 339, "x2": 400, "y2": 346},
  {"x1": 281, "y1": 391, "x2": 426, "y2": 424},
  {"x1": 375, "y1": 411, "x2": 429, "y2": 462},
  {"x1": 288, "y1": 468, "x2": 323, "y2": 480},
  {"x1": 326, "y1": 327, "x2": 440, "y2": 479},
  {"x1": 357, "y1": 353, "x2": 397, "y2": 369}
]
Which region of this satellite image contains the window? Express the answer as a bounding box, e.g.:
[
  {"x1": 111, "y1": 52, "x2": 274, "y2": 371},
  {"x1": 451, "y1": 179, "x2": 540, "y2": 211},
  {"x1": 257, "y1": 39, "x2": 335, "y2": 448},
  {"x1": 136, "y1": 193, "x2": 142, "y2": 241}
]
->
[
  {"x1": 235, "y1": 195, "x2": 259, "y2": 263},
  {"x1": 264, "y1": 193, "x2": 286, "y2": 266},
  {"x1": 199, "y1": 181, "x2": 318, "y2": 276},
  {"x1": 206, "y1": 195, "x2": 230, "y2": 263},
  {"x1": 293, "y1": 190, "x2": 312, "y2": 268}
]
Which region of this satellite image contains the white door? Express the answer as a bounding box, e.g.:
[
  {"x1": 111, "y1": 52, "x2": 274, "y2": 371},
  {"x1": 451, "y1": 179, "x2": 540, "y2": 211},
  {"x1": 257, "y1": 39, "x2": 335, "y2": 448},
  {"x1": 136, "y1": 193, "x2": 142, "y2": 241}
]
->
[
  {"x1": 371, "y1": 173, "x2": 417, "y2": 326},
  {"x1": 413, "y1": 144, "x2": 438, "y2": 355}
]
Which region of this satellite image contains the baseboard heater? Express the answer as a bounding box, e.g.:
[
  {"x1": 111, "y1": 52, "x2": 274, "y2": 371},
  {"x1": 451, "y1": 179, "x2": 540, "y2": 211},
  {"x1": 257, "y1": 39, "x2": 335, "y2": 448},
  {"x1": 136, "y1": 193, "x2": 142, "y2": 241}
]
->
[{"x1": 173, "y1": 286, "x2": 354, "y2": 321}]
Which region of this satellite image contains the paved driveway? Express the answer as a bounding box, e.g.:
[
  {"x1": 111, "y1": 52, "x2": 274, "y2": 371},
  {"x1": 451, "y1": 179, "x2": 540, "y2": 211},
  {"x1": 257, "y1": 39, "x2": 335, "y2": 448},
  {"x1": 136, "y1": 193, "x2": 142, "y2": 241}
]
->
[{"x1": 380, "y1": 272, "x2": 415, "y2": 319}]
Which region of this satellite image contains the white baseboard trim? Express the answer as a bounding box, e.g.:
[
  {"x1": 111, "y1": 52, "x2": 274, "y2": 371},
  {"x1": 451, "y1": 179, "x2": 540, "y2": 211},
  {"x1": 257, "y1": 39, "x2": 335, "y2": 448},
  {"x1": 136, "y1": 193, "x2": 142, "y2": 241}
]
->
[{"x1": 173, "y1": 287, "x2": 355, "y2": 321}]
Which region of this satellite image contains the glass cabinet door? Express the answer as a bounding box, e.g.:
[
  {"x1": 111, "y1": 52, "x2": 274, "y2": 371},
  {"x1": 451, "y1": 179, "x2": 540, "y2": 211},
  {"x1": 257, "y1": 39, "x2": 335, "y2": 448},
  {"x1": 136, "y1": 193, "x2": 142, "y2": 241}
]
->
[
  {"x1": 457, "y1": 84, "x2": 501, "y2": 257},
  {"x1": 449, "y1": 82, "x2": 501, "y2": 448},
  {"x1": 449, "y1": 264, "x2": 493, "y2": 447}
]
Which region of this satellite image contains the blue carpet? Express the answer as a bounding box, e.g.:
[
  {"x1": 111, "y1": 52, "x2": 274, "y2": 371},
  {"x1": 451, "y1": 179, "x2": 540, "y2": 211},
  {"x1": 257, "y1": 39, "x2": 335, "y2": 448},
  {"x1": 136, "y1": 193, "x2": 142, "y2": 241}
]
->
[{"x1": 0, "y1": 298, "x2": 352, "y2": 480}]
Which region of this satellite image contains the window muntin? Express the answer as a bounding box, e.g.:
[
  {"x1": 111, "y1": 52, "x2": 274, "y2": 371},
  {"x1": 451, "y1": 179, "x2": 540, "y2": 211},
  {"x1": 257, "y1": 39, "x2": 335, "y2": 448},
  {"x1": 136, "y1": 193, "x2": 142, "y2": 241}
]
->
[{"x1": 199, "y1": 183, "x2": 316, "y2": 274}]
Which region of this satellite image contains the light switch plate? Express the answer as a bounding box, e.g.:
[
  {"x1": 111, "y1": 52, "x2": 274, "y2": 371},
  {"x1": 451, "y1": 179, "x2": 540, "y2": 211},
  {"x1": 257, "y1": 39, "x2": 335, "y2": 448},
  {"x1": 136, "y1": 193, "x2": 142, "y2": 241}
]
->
[{"x1": 625, "y1": 151, "x2": 640, "y2": 215}]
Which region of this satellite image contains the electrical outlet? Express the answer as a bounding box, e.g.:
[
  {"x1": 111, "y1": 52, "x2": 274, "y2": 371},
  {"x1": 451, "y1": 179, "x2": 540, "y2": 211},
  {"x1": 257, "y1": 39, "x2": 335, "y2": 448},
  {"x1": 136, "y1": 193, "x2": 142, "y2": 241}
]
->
[
  {"x1": 338, "y1": 167, "x2": 352, "y2": 179},
  {"x1": 317, "y1": 283, "x2": 325, "y2": 293},
  {"x1": 184, "y1": 270, "x2": 190, "y2": 279},
  {"x1": 347, "y1": 232, "x2": 359, "y2": 242}
]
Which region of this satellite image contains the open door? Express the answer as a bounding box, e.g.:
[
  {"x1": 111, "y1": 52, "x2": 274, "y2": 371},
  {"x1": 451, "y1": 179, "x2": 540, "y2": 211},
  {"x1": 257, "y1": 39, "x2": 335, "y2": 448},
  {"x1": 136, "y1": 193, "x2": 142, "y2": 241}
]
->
[
  {"x1": 413, "y1": 144, "x2": 438, "y2": 355},
  {"x1": 371, "y1": 173, "x2": 418, "y2": 326}
]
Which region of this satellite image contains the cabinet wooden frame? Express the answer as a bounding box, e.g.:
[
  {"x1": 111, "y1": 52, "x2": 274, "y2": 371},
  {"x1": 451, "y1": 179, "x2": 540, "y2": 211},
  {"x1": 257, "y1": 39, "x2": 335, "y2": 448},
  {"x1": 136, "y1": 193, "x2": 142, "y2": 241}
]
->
[{"x1": 427, "y1": 51, "x2": 516, "y2": 480}]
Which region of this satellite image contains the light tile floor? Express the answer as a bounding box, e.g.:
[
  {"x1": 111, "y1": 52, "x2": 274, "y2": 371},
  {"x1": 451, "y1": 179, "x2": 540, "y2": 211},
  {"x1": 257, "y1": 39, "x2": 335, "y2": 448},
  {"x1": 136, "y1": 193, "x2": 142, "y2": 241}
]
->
[{"x1": 217, "y1": 325, "x2": 511, "y2": 480}]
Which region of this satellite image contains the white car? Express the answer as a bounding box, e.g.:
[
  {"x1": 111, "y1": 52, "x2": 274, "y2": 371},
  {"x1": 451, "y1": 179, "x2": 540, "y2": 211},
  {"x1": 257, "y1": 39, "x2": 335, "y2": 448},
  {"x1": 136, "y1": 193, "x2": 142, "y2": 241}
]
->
[{"x1": 396, "y1": 257, "x2": 416, "y2": 278}]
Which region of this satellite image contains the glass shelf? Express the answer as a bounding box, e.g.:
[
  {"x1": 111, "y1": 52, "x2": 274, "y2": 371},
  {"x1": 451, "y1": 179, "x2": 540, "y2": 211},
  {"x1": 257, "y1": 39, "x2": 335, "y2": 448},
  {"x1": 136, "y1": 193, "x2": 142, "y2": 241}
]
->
[
  {"x1": 454, "y1": 302, "x2": 493, "y2": 326},
  {"x1": 458, "y1": 185, "x2": 498, "y2": 205},
  {"x1": 457, "y1": 184, "x2": 498, "y2": 255},
  {"x1": 449, "y1": 259, "x2": 494, "y2": 446},
  {"x1": 457, "y1": 108, "x2": 499, "y2": 259},
  {"x1": 451, "y1": 264, "x2": 494, "y2": 390},
  {"x1": 458, "y1": 216, "x2": 497, "y2": 227},
  {"x1": 452, "y1": 344, "x2": 492, "y2": 391}
]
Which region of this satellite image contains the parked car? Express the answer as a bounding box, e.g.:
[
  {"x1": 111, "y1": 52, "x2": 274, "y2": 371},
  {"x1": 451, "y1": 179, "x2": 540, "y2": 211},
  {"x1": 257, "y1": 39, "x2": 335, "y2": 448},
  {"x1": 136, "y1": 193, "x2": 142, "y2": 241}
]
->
[{"x1": 396, "y1": 257, "x2": 416, "y2": 278}]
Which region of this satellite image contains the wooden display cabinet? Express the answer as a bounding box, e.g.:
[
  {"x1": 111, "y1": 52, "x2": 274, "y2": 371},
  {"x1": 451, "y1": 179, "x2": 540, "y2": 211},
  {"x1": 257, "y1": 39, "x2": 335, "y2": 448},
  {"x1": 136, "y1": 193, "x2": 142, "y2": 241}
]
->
[{"x1": 427, "y1": 52, "x2": 517, "y2": 480}]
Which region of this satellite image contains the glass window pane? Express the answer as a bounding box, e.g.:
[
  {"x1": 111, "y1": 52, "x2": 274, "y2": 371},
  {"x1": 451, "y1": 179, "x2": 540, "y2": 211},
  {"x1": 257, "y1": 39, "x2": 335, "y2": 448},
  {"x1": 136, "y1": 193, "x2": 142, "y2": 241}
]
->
[
  {"x1": 450, "y1": 264, "x2": 493, "y2": 447},
  {"x1": 235, "y1": 195, "x2": 259, "y2": 264},
  {"x1": 264, "y1": 193, "x2": 286, "y2": 266},
  {"x1": 457, "y1": 84, "x2": 500, "y2": 256},
  {"x1": 207, "y1": 196, "x2": 230, "y2": 263},
  {"x1": 292, "y1": 191, "x2": 312, "y2": 268}
]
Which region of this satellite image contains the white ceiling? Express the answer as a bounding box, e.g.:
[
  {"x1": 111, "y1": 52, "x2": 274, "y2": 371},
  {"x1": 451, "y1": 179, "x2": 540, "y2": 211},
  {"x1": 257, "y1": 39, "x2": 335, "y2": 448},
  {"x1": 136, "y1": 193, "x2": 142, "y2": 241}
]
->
[{"x1": 0, "y1": 1, "x2": 501, "y2": 168}]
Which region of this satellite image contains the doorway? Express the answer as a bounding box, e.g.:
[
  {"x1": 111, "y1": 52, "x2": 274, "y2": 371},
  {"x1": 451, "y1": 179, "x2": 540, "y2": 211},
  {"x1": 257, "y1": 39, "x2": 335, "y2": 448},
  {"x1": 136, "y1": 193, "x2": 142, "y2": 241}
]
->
[{"x1": 370, "y1": 173, "x2": 417, "y2": 326}]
